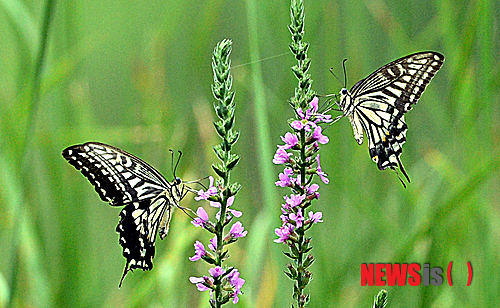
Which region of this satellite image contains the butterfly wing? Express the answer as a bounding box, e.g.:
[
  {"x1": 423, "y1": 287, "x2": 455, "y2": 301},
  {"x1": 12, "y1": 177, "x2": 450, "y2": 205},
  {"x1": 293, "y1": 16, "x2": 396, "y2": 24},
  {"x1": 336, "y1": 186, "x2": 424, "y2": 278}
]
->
[
  {"x1": 348, "y1": 52, "x2": 444, "y2": 183},
  {"x1": 62, "y1": 142, "x2": 180, "y2": 287}
]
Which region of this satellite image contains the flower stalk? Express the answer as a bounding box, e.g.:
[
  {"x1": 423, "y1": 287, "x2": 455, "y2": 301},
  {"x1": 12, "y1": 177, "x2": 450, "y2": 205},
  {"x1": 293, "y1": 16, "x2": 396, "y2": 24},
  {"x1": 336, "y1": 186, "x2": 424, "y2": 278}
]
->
[
  {"x1": 273, "y1": 1, "x2": 333, "y2": 307},
  {"x1": 189, "y1": 39, "x2": 245, "y2": 307}
]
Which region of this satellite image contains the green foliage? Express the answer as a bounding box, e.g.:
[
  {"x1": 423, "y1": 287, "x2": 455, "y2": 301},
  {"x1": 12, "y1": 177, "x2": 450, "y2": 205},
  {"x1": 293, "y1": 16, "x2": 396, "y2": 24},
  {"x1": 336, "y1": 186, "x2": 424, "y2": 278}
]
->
[{"x1": 0, "y1": 0, "x2": 498, "y2": 307}]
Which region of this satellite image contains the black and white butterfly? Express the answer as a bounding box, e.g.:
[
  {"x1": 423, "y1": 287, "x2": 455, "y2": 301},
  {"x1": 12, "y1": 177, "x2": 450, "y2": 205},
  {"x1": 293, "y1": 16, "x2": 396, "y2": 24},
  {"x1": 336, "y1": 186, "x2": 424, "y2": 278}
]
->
[
  {"x1": 333, "y1": 51, "x2": 444, "y2": 186},
  {"x1": 62, "y1": 142, "x2": 187, "y2": 287}
]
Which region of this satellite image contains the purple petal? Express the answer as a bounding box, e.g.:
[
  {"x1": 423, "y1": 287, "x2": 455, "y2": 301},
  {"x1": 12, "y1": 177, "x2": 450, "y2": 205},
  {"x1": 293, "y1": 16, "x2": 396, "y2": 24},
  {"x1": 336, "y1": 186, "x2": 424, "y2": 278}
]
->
[
  {"x1": 281, "y1": 132, "x2": 299, "y2": 149},
  {"x1": 309, "y1": 97, "x2": 319, "y2": 113},
  {"x1": 209, "y1": 266, "x2": 225, "y2": 278},
  {"x1": 228, "y1": 208, "x2": 243, "y2": 217},
  {"x1": 273, "y1": 147, "x2": 292, "y2": 164},
  {"x1": 209, "y1": 237, "x2": 217, "y2": 251},
  {"x1": 189, "y1": 240, "x2": 206, "y2": 261},
  {"x1": 312, "y1": 126, "x2": 329, "y2": 144},
  {"x1": 230, "y1": 221, "x2": 247, "y2": 238},
  {"x1": 308, "y1": 211, "x2": 323, "y2": 223},
  {"x1": 290, "y1": 120, "x2": 305, "y2": 130}
]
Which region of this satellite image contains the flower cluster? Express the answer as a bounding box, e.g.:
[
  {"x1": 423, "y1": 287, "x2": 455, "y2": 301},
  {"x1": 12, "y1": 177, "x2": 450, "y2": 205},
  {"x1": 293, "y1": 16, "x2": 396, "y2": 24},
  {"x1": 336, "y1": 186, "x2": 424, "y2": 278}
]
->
[
  {"x1": 276, "y1": 4, "x2": 332, "y2": 302},
  {"x1": 189, "y1": 176, "x2": 247, "y2": 305},
  {"x1": 273, "y1": 97, "x2": 330, "y2": 244},
  {"x1": 190, "y1": 267, "x2": 245, "y2": 304}
]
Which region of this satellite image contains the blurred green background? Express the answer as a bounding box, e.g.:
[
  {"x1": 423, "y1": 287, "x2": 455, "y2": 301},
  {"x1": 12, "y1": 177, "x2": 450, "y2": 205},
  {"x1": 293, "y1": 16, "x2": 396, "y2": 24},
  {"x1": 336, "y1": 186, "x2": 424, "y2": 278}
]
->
[{"x1": 1, "y1": 0, "x2": 499, "y2": 307}]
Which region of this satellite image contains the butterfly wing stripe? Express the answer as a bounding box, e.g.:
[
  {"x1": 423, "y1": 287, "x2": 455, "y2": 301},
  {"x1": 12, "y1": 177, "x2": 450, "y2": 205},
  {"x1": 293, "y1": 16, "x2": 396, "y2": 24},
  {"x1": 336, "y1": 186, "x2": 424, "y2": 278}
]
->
[
  {"x1": 355, "y1": 103, "x2": 408, "y2": 172},
  {"x1": 352, "y1": 52, "x2": 444, "y2": 113},
  {"x1": 63, "y1": 143, "x2": 169, "y2": 206},
  {"x1": 85, "y1": 142, "x2": 170, "y2": 190},
  {"x1": 118, "y1": 198, "x2": 167, "y2": 271}
]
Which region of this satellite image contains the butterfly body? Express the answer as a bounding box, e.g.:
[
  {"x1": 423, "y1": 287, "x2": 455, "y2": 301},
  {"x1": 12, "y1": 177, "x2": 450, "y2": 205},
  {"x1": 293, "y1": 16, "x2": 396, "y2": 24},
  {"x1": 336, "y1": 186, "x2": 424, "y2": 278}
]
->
[
  {"x1": 337, "y1": 52, "x2": 444, "y2": 184},
  {"x1": 62, "y1": 142, "x2": 185, "y2": 287}
]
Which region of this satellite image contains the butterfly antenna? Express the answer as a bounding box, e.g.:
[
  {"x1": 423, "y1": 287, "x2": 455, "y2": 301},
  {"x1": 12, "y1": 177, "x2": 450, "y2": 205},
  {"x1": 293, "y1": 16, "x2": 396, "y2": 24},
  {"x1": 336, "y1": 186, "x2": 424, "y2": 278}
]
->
[
  {"x1": 184, "y1": 175, "x2": 210, "y2": 190},
  {"x1": 169, "y1": 149, "x2": 175, "y2": 178},
  {"x1": 174, "y1": 150, "x2": 182, "y2": 178},
  {"x1": 329, "y1": 67, "x2": 345, "y2": 88},
  {"x1": 342, "y1": 58, "x2": 348, "y2": 88}
]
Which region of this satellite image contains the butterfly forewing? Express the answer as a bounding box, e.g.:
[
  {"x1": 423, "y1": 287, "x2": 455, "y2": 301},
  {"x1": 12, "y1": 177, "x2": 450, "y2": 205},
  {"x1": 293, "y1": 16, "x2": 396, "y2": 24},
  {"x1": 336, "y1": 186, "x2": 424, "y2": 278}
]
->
[
  {"x1": 62, "y1": 142, "x2": 184, "y2": 287},
  {"x1": 339, "y1": 52, "x2": 444, "y2": 185}
]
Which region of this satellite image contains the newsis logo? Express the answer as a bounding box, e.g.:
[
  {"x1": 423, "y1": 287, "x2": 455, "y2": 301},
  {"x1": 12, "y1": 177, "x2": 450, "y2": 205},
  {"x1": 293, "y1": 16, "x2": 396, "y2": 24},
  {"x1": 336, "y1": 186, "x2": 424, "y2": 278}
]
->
[{"x1": 361, "y1": 262, "x2": 473, "y2": 287}]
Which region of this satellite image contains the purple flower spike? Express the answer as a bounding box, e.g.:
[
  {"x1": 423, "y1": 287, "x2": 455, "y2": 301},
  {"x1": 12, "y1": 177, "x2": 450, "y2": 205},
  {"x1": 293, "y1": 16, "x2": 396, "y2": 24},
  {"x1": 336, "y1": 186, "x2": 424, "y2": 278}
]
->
[
  {"x1": 189, "y1": 241, "x2": 207, "y2": 261},
  {"x1": 229, "y1": 221, "x2": 248, "y2": 238}
]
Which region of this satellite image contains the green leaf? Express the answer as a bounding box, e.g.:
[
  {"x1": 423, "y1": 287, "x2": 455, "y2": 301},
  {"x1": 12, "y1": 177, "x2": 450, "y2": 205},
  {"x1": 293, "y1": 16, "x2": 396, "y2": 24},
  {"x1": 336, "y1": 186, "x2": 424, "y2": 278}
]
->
[
  {"x1": 213, "y1": 120, "x2": 225, "y2": 138},
  {"x1": 224, "y1": 113, "x2": 235, "y2": 132},
  {"x1": 212, "y1": 163, "x2": 226, "y2": 178},
  {"x1": 226, "y1": 153, "x2": 240, "y2": 170},
  {"x1": 227, "y1": 130, "x2": 239, "y2": 145},
  {"x1": 228, "y1": 182, "x2": 241, "y2": 196},
  {"x1": 303, "y1": 255, "x2": 314, "y2": 268},
  {"x1": 212, "y1": 144, "x2": 225, "y2": 161}
]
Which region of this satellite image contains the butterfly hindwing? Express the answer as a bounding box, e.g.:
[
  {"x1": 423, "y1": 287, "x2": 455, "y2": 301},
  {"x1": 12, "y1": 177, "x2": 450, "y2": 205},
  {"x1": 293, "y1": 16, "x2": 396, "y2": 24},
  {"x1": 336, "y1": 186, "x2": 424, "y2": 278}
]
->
[
  {"x1": 62, "y1": 142, "x2": 184, "y2": 287},
  {"x1": 338, "y1": 52, "x2": 444, "y2": 185}
]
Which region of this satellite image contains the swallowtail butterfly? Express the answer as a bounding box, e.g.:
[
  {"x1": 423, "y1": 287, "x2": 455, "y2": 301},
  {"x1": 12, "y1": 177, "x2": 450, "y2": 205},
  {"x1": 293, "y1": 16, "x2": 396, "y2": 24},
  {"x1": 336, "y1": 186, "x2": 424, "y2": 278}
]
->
[
  {"x1": 335, "y1": 51, "x2": 444, "y2": 186},
  {"x1": 62, "y1": 142, "x2": 186, "y2": 287}
]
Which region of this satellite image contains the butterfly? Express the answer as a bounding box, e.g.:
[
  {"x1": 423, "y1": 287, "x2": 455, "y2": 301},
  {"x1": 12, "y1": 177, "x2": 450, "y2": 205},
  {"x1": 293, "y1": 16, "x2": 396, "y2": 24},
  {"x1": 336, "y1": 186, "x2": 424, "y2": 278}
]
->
[
  {"x1": 62, "y1": 142, "x2": 187, "y2": 287},
  {"x1": 333, "y1": 51, "x2": 444, "y2": 186}
]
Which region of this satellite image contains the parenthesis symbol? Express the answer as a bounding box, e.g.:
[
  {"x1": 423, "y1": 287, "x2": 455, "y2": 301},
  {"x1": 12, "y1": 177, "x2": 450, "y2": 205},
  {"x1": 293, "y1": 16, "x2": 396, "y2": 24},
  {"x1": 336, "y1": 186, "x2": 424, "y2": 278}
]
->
[
  {"x1": 467, "y1": 261, "x2": 473, "y2": 286},
  {"x1": 447, "y1": 261, "x2": 453, "y2": 286}
]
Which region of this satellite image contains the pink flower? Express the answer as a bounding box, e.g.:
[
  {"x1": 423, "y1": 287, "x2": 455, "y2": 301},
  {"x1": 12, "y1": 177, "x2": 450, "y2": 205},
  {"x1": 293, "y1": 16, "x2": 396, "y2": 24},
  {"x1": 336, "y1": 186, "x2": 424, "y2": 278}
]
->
[
  {"x1": 189, "y1": 276, "x2": 212, "y2": 291},
  {"x1": 275, "y1": 168, "x2": 294, "y2": 187},
  {"x1": 229, "y1": 221, "x2": 247, "y2": 238},
  {"x1": 208, "y1": 236, "x2": 217, "y2": 251},
  {"x1": 209, "y1": 266, "x2": 225, "y2": 278},
  {"x1": 285, "y1": 194, "x2": 305, "y2": 208},
  {"x1": 305, "y1": 183, "x2": 320, "y2": 199},
  {"x1": 211, "y1": 195, "x2": 242, "y2": 218},
  {"x1": 281, "y1": 132, "x2": 299, "y2": 149},
  {"x1": 289, "y1": 208, "x2": 305, "y2": 228},
  {"x1": 195, "y1": 176, "x2": 217, "y2": 201},
  {"x1": 290, "y1": 119, "x2": 315, "y2": 132},
  {"x1": 308, "y1": 211, "x2": 323, "y2": 223},
  {"x1": 273, "y1": 147, "x2": 292, "y2": 164},
  {"x1": 228, "y1": 269, "x2": 245, "y2": 304},
  {"x1": 312, "y1": 126, "x2": 329, "y2": 144},
  {"x1": 309, "y1": 97, "x2": 319, "y2": 113},
  {"x1": 316, "y1": 154, "x2": 329, "y2": 184},
  {"x1": 191, "y1": 207, "x2": 209, "y2": 227},
  {"x1": 274, "y1": 224, "x2": 294, "y2": 243},
  {"x1": 189, "y1": 241, "x2": 206, "y2": 261}
]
